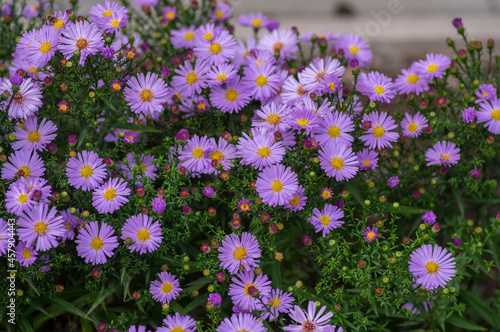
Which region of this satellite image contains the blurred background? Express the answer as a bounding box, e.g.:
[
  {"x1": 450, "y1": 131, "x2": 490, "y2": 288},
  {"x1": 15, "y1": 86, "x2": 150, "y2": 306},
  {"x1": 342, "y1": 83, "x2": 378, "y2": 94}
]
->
[{"x1": 74, "y1": 0, "x2": 500, "y2": 75}]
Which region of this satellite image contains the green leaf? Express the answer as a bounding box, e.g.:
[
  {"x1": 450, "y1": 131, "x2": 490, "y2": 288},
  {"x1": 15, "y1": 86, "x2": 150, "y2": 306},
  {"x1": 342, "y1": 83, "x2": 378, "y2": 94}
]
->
[
  {"x1": 47, "y1": 295, "x2": 95, "y2": 323},
  {"x1": 180, "y1": 294, "x2": 209, "y2": 315},
  {"x1": 114, "y1": 122, "x2": 161, "y2": 133},
  {"x1": 18, "y1": 315, "x2": 35, "y2": 332},
  {"x1": 102, "y1": 98, "x2": 117, "y2": 112},
  {"x1": 346, "y1": 182, "x2": 363, "y2": 205},
  {"x1": 452, "y1": 188, "x2": 465, "y2": 218},
  {"x1": 85, "y1": 283, "x2": 120, "y2": 318},
  {"x1": 26, "y1": 278, "x2": 40, "y2": 296},
  {"x1": 389, "y1": 205, "x2": 427, "y2": 215},
  {"x1": 447, "y1": 315, "x2": 487, "y2": 331},
  {"x1": 77, "y1": 125, "x2": 90, "y2": 149},
  {"x1": 461, "y1": 289, "x2": 500, "y2": 328}
]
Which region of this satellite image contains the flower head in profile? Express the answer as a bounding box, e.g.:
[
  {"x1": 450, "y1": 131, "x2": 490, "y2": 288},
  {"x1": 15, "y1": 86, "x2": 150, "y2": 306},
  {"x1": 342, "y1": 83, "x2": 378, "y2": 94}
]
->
[
  {"x1": 171, "y1": 26, "x2": 196, "y2": 49},
  {"x1": 409, "y1": 244, "x2": 456, "y2": 289},
  {"x1": 75, "y1": 221, "x2": 119, "y2": 264},
  {"x1": 150, "y1": 272, "x2": 182, "y2": 304},
  {"x1": 218, "y1": 232, "x2": 261, "y2": 274},
  {"x1": 414, "y1": 53, "x2": 451, "y2": 79},
  {"x1": 336, "y1": 33, "x2": 372, "y2": 67},
  {"x1": 255, "y1": 164, "x2": 299, "y2": 207},
  {"x1": 258, "y1": 28, "x2": 299, "y2": 60},
  {"x1": 284, "y1": 186, "x2": 307, "y2": 212},
  {"x1": 308, "y1": 203, "x2": 344, "y2": 237},
  {"x1": 475, "y1": 84, "x2": 496, "y2": 104},
  {"x1": 395, "y1": 64, "x2": 431, "y2": 96},
  {"x1": 425, "y1": 141, "x2": 460, "y2": 166}
]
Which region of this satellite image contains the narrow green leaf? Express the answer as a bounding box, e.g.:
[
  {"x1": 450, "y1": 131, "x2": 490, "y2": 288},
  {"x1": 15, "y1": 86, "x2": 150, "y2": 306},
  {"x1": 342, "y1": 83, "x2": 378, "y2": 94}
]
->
[
  {"x1": 452, "y1": 188, "x2": 465, "y2": 218},
  {"x1": 85, "y1": 283, "x2": 120, "y2": 318},
  {"x1": 26, "y1": 278, "x2": 40, "y2": 296},
  {"x1": 180, "y1": 294, "x2": 209, "y2": 315},
  {"x1": 102, "y1": 98, "x2": 117, "y2": 112},
  {"x1": 447, "y1": 315, "x2": 487, "y2": 331},
  {"x1": 346, "y1": 182, "x2": 363, "y2": 205},
  {"x1": 115, "y1": 122, "x2": 161, "y2": 133},
  {"x1": 461, "y1": 289, "x2": 500, "y2": 328},
  {"x1": 18, "y1": 315, "x2": 35, "y2": 332},
  {"x1": 47, "y1": 295, "x2": 95, "y2": 323},
  {"x1": 77, "y1": 125, "x2": 90, "y2": 149}
]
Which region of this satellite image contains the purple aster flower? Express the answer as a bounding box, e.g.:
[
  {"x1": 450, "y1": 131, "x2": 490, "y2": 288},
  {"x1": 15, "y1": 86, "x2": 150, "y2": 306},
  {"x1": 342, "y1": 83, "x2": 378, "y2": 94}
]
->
[
  {"x1": 150, "y1": 271, "x2": 182, "y2": 304},
  {"x1": 461, "y1": 107, "x2": 477, "y2": 123},
  {"x1": 313, "y1": 110, "x2": 354, "y2": 147},
  {"x1": 284, "y1": 186, "x2": 307, "y2": 212},
  {"x1": 422, "y1": 211, "x2": 437, "y2": 225},
  {"x1": 357, "y1": 148, "x2": 378, "y2": 171},
  {"x1": 12, "y1": 117, "x2": 57, "y2": 152},
  {"x1": 409, "y1": 244, "x2": 457, "y2": 289},
  {"x1": 16, "y1": 242, "x2": 38, "y2": 267},
  {"x1": 1, "y1": 78, "x2": 42, "y2": 120},
  {"x1": 358, "y1": 71, "x2": 396, "y2": 103},
  {"x1": 452, "y1": 18, "x2": 463, "y2": 29},
  {"x1": 255, "y1": 164, "x2": 299, "y2": 207},
  {"x1": 47, "y1": 11, "x2": 69, "y2": 30},
  {"x1": 150, "y1": 198, "x2": 166, "y2": 214},
  {"x1": 206, "y1": 137, "x2": 238, "y2": 172},
  {"x1": 237, "y1": 128, "x2": 285, "y2": 170},
  {"x1": 284, "y1": 301, "x2": 336, "y2": 332},
  {"x1": 238, "y1": 12, "x2": 269, "y2": 29},
  {"x1": 89, "y1": 2, "x2": 129, "y2": 35},
  {"x1": 92, "y1": 178, "x2": 131, "y2": 214},
  {"x1": 359, "y1": 111, "x2": 399, "y2": 150},
  {"x1": 414, "y1": 53, "x2": 451, "y2": 79},
  {"x1": 17, "y1": 204, "x2": 64, "y2": 251},
  {"x1": 171, "y1": 58, "x2": 209, "y2": 98},
  {"x1": 395, "y1": 64, "x2": 431, "y2": 96},
  {"x1": 238, "y1": 198, "x2": 251, "y2": 213},
  {"x1": 9, "y1": 73, "x2": 23, "y2": 86},
  {"x1": 59, "y1": 21, "x2": 105, "y2": 66},
  {"x1": 453, "y1": 238, "x2": 462, "y2": 247},
  {"x1": 23, "y1": 3, "x2": 40, "y2": 19},
  {"x1": 228, "y1": 270, "x2": 272, "y2": 311},
  {"x1": 207, "y1": 62, "x2": 237, "y2": 87},
  {"x1": 0, "y1": 218, "x2": 10, "y2": 256},
  {"x1": 66, "y1": 150, "x2": 107, "y2": 191},
  {"x1": 336, "y1": 33, "x2": 372, "y2": 67},
  {"x1": 258, "y1": 28, "x2": 299, "y2": 60},
  {"x1": 287, "y1": 108, "x2": 319, "y2": 134},
  {"x1": 1, "y1": 150, "x2": 45, "y2": 181},
  {"x1": 218, "y1": 232, "x2": 261, "y2": 274},
  {"x1": 402, "y1": 302, "x2": 432, "y2": 315},
  {"x1": 253, "y1": 103, "x2": 290, "y2": 133},
  {"x1": 208, "y1": 293, "x2": 222, "y2": 307},
  {"x1": 425, "y1": 141, "x2": 460, "y2": 166},
  {"x1": 178, "y1": 135, "x2": 215, "y2": 175},
  {"x1": 26, "y1": 25, "x2": 60, "y2": 68},
  {"x1": 308, "y1": 203, "x2": 344, "y2": 237},
  {"x1": 387, "y1": 176, "x2": 399, "y2": 188},
  {"x1": 60, "y1": 209, "x2": 78, "y2": 241},
  {"x1": 242, "y1": 62, "x2": 281, "y2": 101},
  {"x1": 6, "y1": 179, "x2": 37, "y2": 215},
  {"x1": 210, "y1": 76, "x2": 251, "y2": 114},
  {"x1": 318, "y1": 142, "x2": 358, "y2": 181},
  {"x1": 477, "y1": 99, "x2": 500, "y2": 134},
  {"x1": 194, "y1": 29, "x2": 236, "y2": 66},
  {"x1": 471, "y1": 167, "x2": 481, "y2": 178},
  {"x1": 401, "y1": 112, "x2": 428, "y2": 137},
  {"x1": 282, "y1": 76, "x2": 309, "y2": 106},
  {"x1": 362, "y1": 226, "x2": 379, "y2": 242},
  {"x1": 157, "y1": 313, "x2": 197, "y2": 332},
  {"x1": 124, "y1": 72, "x2": 169, "y2": 117},
  {"x1": 211, "y1": 3, "x2": 231, "y2": 22},
  {"x1": 162, "y1": 6, "x2": 177, "y2": 21},
  {"x1": 217, "y1": 313, "x2": 266, "y2": 332},
  {"x1": 203, "y1": 187, "x2": 216, "y2": 198},
  {"x1": 170, "y1": 26, "x2": 196, "y2": 49},
  {"x1": 475, "y1": 84, "x2": 496, "y2": 104},
  {"x1": 101, "y1": 45, "x2": 115, "y2": 59},
  {"x1": 119, "y1": 153, "x2": 157, "y2": 185},
  {"x1": 75, "y1": 221, "x2": 119, "y2": 264},
  {"x1": 299, "y1": 56, "x2": 345, "y2": 93},
  {"x1": 121, "y1": 214, "x2": 163, "y2": 254},
  {"x1": 261, "y1": 288, "x2": 294, "y2": 321}
]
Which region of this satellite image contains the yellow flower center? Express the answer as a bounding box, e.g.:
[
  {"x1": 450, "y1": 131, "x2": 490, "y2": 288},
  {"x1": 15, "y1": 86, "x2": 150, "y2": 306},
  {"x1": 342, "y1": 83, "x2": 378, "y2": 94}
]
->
[
  {"x1": 34, "y1": 221, "x2": 48, "y2": 234},
  {"x1": 60, "y1": 104, "x2": 68, "y2": 111},
  {"x1": 241, "y1": 203, "x2": 250, "y2": 211},
  {"x1": 18, "y1": 193, "x2": 28, "y2": 203},
  {"x1": 362, "y1": 160, "x2": 371, "y2": 167},
  {"x1": 232, "y1": 246, "x2": 247, "y2": 260},
  {"x1": 22, "y1": 249, "x2": 32, "y2": 259},
  {"x1": 440, "y1": 154, "x2": 450, "y2": 161},
  {"x1": 210, "y1": 43, "x2": 222, "y2": 54},
  {"x1": 39, "y1": 41, "x2": 51, "y2": 54},
  {"x1": 18, "y1": 166, "x2": 31, "y2": 178},
  {"x1": 427, "y1": 64, "x2": 438, "y2": 72},
  {"x1": 271, "y1": 180, "x2": 283, "y2": 192},
  {"x1": 185, "y1": 32, "x2": 194, "y2": 40},
  {"x1": 217, "y1": 73, "x2": 227, "y2": 82},
  {"x1": 289, "y1": 196, "x2": 299, "y2": 206},
  {"x1": 373, "y1": 125, "x2": 385, "y2": 138},
  {"x1": 244, "y1": 282, "x2": 257, "y2": 295},
  {"x1": 28, "y1": 66, "x2": 38, "y2": 76},
  {"x1": 273, "y1": 42, "x2": 284, "y2": 51},
  {"x1": 407, "y1": 122, "x2": 418, "y2": 132},
  {"x1": 215, "y1": 10, "x2": 224, "y2": 18},
  {"x1": 406, "y1": 74, "x2": 419, "y2": 84},
  {"x1": 269, "y1": 298, "x2": 281, "y2": 307},
  {"x1": 367, "y1": 232, "x2": 376, "y2": 240},
  {"x1": 257, "y1": 147, "x2": 271, "y2": 158},
  {"x1": 186, "y1": 72, "x2": 198, "y2": 85},
  {"x1": 425, "y1": 260, "x2": 439, "y2": 274},
  {"x1": 251, "y1": 18, "x2": 262, "y2": 27},
  {"x1": 328, "y1": 125, "x2": 340, "y2": 137},
  {"x1": 103, "y1": 187, "x2": 117, "y2": 201},
  {"x1": 266, "y1": 114, "x2": 280, "y2": 125},
  {"x1": 330, "y1": 157, "x2": 344, "y2": 170},
  {"x1": 297, "y1": 119, "x2": 309, "y2": 127},
  {"x1": 225, "y1": 89, "x2": 238, "y2": 102},
  {"x1": 210, "y1": 150, "x2": 224, "y2": 162},
  {"x1": 103, "y1": 9, "x2": 112, "y2": 17},
  {"x1": 79, "y1": 165, "x2": 94, "y2": 178},
  {"x1": 110, "y1": 19, "x2": 120, "y2": 28},
  {"x1": 91, "y1": 237, "x2": 104, "y2": 250},
  {"x1": 349, "y1": 45, "x2": 359, "y2": 54},
  {"x1": 491, "y1": 109, "x2": 500, "y2": 121},
  {"x1": 27, "y1": 130, "x2": 41, "y2": 143},
  {"x1": 76, "y1": 38, "x2": 88, "y2": 50},
  {"x1": 166, "y1": 12, "x2": 175, "y2": 20},
  {"x1": 53, "y1": 19, "x2": 64, "y2": 29},
  {"x1": 140, "y1": 89, "x2": 153, "y2": 102},
  {"x1": 192, "y1": 147, "x2": 204, "y2": 159},
  {"x1": 171, "y1": 327, "x2": 184, "y2": 332},
  {"x1": 112, "y1": 83, "x2": 121, "y2": 91},
  {"x1": 256, "y1": 75, "x2": 268, "y2": 87},
  {"x1": 320, "y1": 215, "x2": 330, "y2": 226},
  {"x1": 136, "y1": 228, "x2": 151, "y2": 242},
  {"x1": 162, "y1": 282, "x2": 173, "y2": 294},
  {"x1": 374, "y1": 85, "x2": 385, "y2": 95}
]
